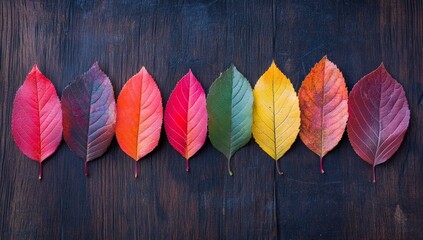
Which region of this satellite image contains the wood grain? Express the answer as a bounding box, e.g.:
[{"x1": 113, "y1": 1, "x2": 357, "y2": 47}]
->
[{"x1": 0, "y1": 0, "x2": 422, "y2": 239}]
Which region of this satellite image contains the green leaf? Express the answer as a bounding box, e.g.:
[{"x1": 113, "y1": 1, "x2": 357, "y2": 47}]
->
[{"x1": 207, "y1": 65, "x2": 253, "y2": 176}]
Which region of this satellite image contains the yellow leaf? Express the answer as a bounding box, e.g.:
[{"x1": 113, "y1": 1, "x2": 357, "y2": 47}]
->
[{"x1": 252, "y1": 61, "x2": 301, "y2": 174}]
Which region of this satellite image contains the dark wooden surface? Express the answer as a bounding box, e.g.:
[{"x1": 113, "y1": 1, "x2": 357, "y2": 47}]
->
[{"x1": 1, "y1": 0, "x2": 422, "y2": 239}]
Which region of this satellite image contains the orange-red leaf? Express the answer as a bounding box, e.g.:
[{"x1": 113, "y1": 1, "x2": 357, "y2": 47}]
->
[
  {"x1": 164, "y1": 70, "x2": 207, "y2": 171},
  {"x1": 12, "y1": 65, "x2": 63, "y2": 180},
  {"x1": 298, "y1": 56, "x2": 348, "y2": 173},
  {"x1": 116, "y1": 67, "x2": 163, "y2": 178}
]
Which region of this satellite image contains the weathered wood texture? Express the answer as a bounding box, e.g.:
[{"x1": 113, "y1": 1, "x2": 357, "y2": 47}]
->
[{"x1": 0, "y1": 0, "x2": 422, "y2": 239}]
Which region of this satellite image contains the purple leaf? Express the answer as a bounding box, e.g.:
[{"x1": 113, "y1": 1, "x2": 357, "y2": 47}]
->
[
  {"x1": 62, "y1": 62, "x2": 116, "y2": 176},
  {"x1": 347, "y1": 64, "x2": 410, "y2": 183}
]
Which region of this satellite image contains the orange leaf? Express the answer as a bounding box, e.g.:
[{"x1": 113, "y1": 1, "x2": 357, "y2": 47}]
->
[
  {"x1": 298, "y1": 56, "x2": 348, "y2": 174},
  {"x1": 116, "y1": 67, "x2": 163, "y2": 178}
]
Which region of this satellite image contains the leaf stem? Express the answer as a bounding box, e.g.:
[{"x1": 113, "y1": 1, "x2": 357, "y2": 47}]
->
[
  {"x1": 134, "y1": 161, "x2": 138, "y2": 178},
  {"x1": 320, "y1": 156, "x2": 325, "y2": 174},
  {"x1": 228, "y1": 158, "x2": 233, "y2": 176},
  {"x1": 372, "y1": 166, "x2": 376, "y2": 183},
  {"x1": 84, "y1": 160, "x2": 89, "y2": 177},
  {"x1": 185, "y1": 159, "x2": 190, "y2": 172},
  {"x1": 275, "y1": 160, "x2": 283, "y2": 175},
  {"x1": 38, "y1": 162, "x2": 42, "y2": 180}
]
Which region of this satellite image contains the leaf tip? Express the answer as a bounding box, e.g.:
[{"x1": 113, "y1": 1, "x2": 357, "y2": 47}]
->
[
  {"x1": 270, "y1": 60, "x2": 278, "y2": 69},
  {"x1": 186, "y1": 69, "x2": 195, "y2": 79},
  {"x1": 377, "y1": 62, "x2": 387, "y2": 72},
  {"x1": 138, "y1": 66, "x2": 148, "y2": 76},
  {"x1": 229, "y1": 63, "x2": 237, "y2": 71},
  {"x1": 32, "y1": 64, "x2": 39, "y2": 72},
  {"x1": 29, "y1": 64, "x2": 43, "y2": 78},
  {"x1": 90, "y1": 61, "x2": 103, "y2": 73}
]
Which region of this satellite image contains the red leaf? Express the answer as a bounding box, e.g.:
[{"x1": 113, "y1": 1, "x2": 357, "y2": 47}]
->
[
  {"x1": 116, "y1": 67, "x2": 163, "y2": 178},
  {"x1": 164, "y1": 70, "x2": 207, "y2": 171},
  {"x1": 11, "y1": 65, "x2": 63, "y2": 180},
  {"x1": 347, "y1": 64, "x2": 410, "y2": 183},
  {"x1": 62, "y1": 62, "x2": 116, "y2": 176}
]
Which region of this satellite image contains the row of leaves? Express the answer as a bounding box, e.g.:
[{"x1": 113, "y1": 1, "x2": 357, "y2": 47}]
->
[{"x1": 11, "y1": 56, "x2": 410, "y2": 182}]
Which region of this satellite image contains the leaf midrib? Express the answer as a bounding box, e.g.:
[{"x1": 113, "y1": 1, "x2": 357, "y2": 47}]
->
[
  {"x1": 135, "y1": 75, "x2": 143, "y2": 160},
  {"x1": 320, "y1": 62, "x2": 325, "y2": 158},
  {"x1": 271, "y1": 68, "x2": 277, "y2": 160},
  {"x1": 374, "y1": 71, "x2": 383, "y2": 166},
  {"x1": 228, "y1": 69, "x2": 234, "y2": 159},
  {"x1": 184, "y1": 75, "x2": 192, "y2": 159},
  {"x1": 86, "y1": 71, "x2": 104, "y2": 161},
  {"x1": 35, "y1": 76, "x2": 42, "y2": 160}
]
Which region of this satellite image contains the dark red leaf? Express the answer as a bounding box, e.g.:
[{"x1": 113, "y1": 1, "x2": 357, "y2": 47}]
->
[
  {"x1": 62, "y1": 62, "x2": 116, "y2": 176},
  {"x1": 347, "y1": 64, "x2": 410, "y2": 183}
]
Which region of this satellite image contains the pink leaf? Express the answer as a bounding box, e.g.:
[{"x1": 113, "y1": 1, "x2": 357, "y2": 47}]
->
[
  {"x1": 164, "y1": 70, "x2": 207, "y2": 171},
  {"x1": 12, "y1": 65, "x2": 63, "y2": 180}
]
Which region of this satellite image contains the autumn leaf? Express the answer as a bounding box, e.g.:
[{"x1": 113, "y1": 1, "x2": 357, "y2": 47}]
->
[
  {"x1": 347, "y1": 64, "x2": 410, "y2": 183},
  {"x1": 116, "y1": 67, "x2": 163, "y2": 178},
  {"x1": 207, "y1": 65, "x2": 253, "y2": 176},
  {"x1": 11, "y1": 65, "x2": 63, "y2": 180},
  {"x1": 298, "y1": 56, "x2": 348, "y2": 174},
  {"x1": 252, "y1": 61, "x2": 300, "y2": 175},
  {"x1": 164, "y1": 70, "x2": 207, "y2": 172},
  {"x1": 62, "y1": 62, "x2": 116, "y2": 176}
]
